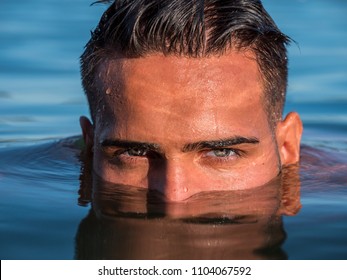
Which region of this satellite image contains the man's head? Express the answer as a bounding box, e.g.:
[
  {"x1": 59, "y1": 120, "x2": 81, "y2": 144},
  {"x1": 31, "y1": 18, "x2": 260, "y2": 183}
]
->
[
  {"x1": 82, "y1": 0, "x2": 289, "y2": 123},
  {"x1": 80, "y1": 0, "x2": 303, "y2": 201}
]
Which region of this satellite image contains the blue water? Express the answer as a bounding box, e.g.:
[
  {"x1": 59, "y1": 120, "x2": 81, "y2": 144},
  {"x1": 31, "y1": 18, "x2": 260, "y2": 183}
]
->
[{"x1": 0, "y1": 0, "x2": 346, "y2": 259}]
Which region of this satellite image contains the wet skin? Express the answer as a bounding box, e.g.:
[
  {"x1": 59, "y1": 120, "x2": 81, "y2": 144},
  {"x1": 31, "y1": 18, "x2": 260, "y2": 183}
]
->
[{"x1": 80, "y1": 49, "x2": 302, "y2": 202}]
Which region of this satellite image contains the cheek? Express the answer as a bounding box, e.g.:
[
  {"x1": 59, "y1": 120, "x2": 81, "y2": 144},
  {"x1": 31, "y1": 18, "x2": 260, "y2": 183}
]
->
[
  {"x1": 199, "y1": 145, "x2": 280, "y2": 190},
  {"x1": 201, "y1": 163, "x2": 278, "y2": 191},
  {"x1": 239, "y1": 149, "x2": 280, "y2": 188}
]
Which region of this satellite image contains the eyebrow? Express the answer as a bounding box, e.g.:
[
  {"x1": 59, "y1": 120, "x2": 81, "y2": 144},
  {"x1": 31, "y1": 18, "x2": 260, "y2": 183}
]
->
[
  {"x1": 101, "y1": 136, "x2": 259, "y2": 153},
  {"x1": 100, "y1": 139, "x2": 162, "y2": 153},
  {"x1": 181, "y1": 136, "x2": 259, "y2": 153}
]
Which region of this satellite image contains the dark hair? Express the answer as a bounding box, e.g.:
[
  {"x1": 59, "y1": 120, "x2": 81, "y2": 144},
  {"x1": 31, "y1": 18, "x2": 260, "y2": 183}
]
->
[{"x1": 81, "y1": 0, "x2": 290, "y2": 124}]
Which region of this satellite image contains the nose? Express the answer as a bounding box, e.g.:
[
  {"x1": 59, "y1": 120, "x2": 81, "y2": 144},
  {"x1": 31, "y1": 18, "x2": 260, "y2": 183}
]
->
[{"x1": 149, "y1": 157, "x2": 194, "y2": 202}]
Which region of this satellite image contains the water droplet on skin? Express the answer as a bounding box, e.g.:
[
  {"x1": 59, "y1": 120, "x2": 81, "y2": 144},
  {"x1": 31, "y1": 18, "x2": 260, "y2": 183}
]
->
[{"x1": 184, "y1": 187, "x2": 188, "y2": 193}]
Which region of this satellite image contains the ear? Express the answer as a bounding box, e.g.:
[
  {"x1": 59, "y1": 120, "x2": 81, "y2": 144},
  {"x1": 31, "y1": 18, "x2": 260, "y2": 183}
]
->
[
  {"x1": 276, "y1": 112, "x2": 303, "y2": 165},
  {"x1": 79, "y1": 116, "x2": 94, "y2": 151}
]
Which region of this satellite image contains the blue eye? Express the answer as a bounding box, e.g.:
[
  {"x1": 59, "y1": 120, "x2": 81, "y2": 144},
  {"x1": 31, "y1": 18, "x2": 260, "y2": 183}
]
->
[{"x1": 206, "y1": 149, "x2": 237, "y2": 157}]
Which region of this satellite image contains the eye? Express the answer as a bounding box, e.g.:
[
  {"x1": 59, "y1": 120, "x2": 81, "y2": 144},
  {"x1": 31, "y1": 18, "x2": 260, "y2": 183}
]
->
[
  {"x1": 109, "y1": 147, "x2": 152, "y2": 167},
  {"x1": 205, "y1": 148, "x2": 238, "y2": 157},
  {"x1": 123, "y1": 147, "x2": 148, "y2": 157}
]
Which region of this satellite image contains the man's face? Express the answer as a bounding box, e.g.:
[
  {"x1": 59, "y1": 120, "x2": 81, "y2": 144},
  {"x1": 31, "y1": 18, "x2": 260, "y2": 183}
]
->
[{"x1": 81, "y1": 50, "x2": 302, "y2": 202}]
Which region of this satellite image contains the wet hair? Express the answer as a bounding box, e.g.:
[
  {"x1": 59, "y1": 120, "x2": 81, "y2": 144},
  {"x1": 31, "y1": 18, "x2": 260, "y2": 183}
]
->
[{"x1": 81, "y1": 0, "x2": 290, "y2": 124}]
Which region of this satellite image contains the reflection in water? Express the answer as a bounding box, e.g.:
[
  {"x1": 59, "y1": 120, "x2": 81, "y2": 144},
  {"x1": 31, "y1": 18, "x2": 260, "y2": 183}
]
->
[
  {"x1": 75, "y1": 151, "x2": 301, "y2": 260},
  {"x1": 0, "y1": 0, "x2": 346, "y2": 260}
]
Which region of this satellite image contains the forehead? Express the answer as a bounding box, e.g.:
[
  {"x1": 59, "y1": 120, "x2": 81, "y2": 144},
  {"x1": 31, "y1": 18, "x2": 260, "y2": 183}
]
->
[
  {"x1": 99, "y1": 50, "x2": 262, "y2": 93},
  {"x1": 95, "y1": 51, "x2": 268, "y2": 141}
]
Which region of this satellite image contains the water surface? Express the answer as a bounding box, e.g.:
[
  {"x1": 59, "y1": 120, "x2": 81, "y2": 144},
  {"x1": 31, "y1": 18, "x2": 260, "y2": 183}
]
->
[{"x1": 0, "y1": 0, "x2": 346, "y2": 259}]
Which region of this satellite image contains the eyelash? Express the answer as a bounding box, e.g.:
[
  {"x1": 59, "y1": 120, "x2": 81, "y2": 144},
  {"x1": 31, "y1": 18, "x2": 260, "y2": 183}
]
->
[
  {"x1": 110, "y1": 148, "x2": 151, "y2": 165},
  {"x1": 201, "y1": 148, "x2": 245, "y2": 162}
]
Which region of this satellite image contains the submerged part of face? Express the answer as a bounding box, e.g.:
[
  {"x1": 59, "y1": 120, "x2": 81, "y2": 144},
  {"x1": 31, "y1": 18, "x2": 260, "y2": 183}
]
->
[
  {"x1": 76, "y1": 174, "x2": 288, "y2": 260},
  {"x1": 92, "y1": 172, "x2": 283, "y2": 219},
  {"x1": 81, "y1": 49, "x2": 301, "y2": 201}
]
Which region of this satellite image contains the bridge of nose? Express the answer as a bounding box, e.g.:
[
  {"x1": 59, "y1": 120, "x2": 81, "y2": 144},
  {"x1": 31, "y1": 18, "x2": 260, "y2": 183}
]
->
[{"x1": 147, "y1": 156, "x2": 202, "y2": 202}]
